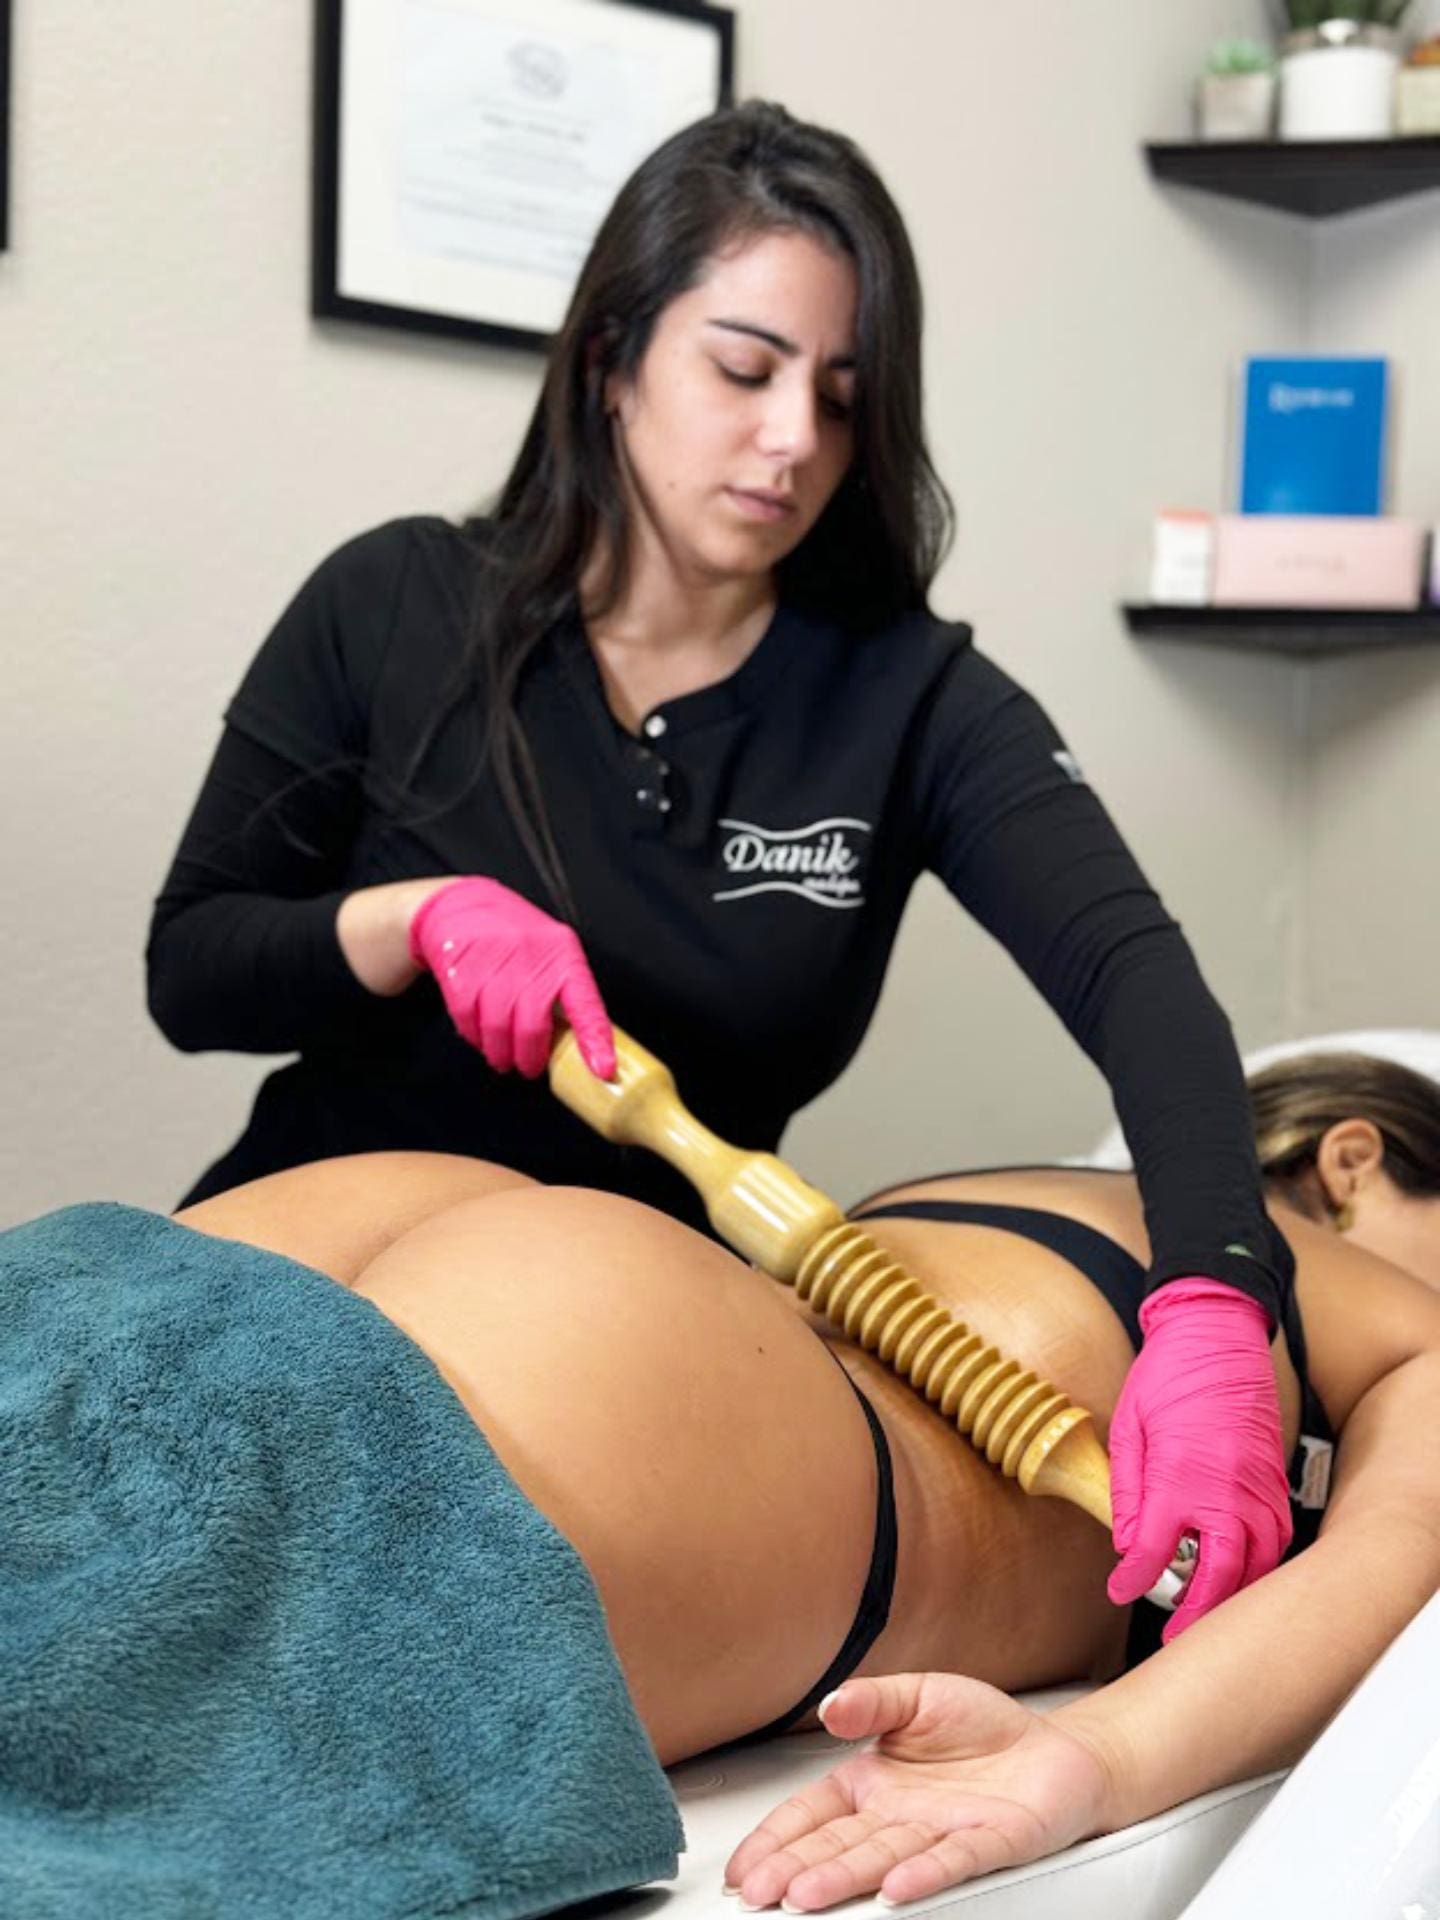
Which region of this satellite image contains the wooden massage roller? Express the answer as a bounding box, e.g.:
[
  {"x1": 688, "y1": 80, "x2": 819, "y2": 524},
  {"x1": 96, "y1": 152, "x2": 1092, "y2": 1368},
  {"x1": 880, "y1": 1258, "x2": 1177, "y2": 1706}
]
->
[
  {"x1": 549, "y1": 1025, "x2": 1120, "y2": 1530},
  {"x1": 551, "y1": 1024, "x2": 1198, "y2": 1604}
]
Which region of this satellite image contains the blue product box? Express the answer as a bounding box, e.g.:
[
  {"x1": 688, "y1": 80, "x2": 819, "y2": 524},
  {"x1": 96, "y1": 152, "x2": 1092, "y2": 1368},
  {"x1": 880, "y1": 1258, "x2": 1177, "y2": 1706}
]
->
[{"x1": 1239, "y1": 356, "x2": 1388, "y2": 516}]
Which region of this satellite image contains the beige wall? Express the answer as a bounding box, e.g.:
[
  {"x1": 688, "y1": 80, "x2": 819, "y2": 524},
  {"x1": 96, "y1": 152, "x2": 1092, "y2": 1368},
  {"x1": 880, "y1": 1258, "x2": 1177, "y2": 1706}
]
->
[
  {"x1": 3, "y1": 1, "x2": 1431, "y2": 1224},
  {"x1": 1297, "y1": 154, "x2": 1440, "y2": 1035}
]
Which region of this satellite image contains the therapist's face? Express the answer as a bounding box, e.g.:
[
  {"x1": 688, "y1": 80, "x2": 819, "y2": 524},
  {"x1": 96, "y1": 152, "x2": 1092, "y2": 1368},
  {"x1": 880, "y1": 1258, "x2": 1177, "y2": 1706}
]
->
[{"x1": 604, "y1": 227, "x2": 859, "y2": 586}]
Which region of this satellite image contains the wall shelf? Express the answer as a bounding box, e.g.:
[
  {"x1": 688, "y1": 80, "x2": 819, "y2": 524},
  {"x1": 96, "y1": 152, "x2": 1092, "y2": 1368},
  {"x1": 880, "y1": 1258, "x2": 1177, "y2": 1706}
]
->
[
  {"x1": 1144, "y1": 136, "x2": 1440, "y2": 216},
  {"x1": 1122, "y1": 604, "x2": 1440, "y2": 657}
]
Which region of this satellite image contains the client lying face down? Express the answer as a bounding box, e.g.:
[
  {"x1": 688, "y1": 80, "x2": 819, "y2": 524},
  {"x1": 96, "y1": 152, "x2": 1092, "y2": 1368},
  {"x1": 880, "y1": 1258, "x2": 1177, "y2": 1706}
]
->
[
  {"x1": 161, "y1": 1050, "x2": 1440, "y2": 1904},
  {"x1": 5, "y1": 1053, "x2": 1438, "y2": 1913},
  {"x1": 717, "y1": 1050, "x2": 1440, "y2": 1906}
]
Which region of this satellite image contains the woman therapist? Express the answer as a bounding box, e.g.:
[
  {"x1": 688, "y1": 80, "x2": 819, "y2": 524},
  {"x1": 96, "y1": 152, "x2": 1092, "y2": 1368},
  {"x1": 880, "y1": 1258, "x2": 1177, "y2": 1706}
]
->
[{"x1": 147, "y1": 102, "x2": 1290, "y2": 1635}]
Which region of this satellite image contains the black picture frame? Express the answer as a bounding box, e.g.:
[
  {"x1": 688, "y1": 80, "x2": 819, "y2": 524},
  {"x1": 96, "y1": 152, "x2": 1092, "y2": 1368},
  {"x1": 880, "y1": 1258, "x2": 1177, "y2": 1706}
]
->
[
  {"x1": 1, "y1": 0, "x2": 11, "y2": 253},
  {"x1": 312, "y1": 0, "x2": 735, "y2": 353}
]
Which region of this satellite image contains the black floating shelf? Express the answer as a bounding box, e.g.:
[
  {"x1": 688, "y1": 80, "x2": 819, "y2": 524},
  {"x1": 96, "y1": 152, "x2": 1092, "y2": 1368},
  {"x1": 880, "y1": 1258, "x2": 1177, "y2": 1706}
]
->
[
  {"x1": 1123, "y1": 604, "x2": 1440, "y2": 657},
  {"x1": 1144, "y1": 136, "x2": 1440, "y2": 216}
]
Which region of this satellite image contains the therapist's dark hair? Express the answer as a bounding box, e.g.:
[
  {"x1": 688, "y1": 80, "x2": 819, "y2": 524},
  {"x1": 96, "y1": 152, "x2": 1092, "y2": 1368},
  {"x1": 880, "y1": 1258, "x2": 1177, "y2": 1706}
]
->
[{"x1": 426, "y1": 100, "x2": 954, "y2": 917}]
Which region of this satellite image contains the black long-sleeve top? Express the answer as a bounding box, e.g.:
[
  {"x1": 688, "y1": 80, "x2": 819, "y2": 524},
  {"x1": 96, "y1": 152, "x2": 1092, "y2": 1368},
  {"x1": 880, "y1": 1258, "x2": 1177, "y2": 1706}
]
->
[{"x1": 148, "y1": 517, "x2": 1292, "y2": 1317}]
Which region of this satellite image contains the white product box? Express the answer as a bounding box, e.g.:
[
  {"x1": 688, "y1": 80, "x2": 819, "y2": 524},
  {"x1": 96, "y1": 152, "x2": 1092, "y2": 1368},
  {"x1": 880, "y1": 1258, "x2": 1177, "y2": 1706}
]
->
[{"x1": 1149, "y1": 510, "x2": 1215, "y2": 606}]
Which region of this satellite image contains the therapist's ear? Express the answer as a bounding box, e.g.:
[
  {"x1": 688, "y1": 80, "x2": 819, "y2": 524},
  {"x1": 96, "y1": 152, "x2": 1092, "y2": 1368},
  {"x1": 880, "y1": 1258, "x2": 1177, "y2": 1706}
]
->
[
  {"x1": 601, "y1": 368, "x2": 632, "y2": 421},
  {"x1": 585, "y1": 326, "x2": 625, "y2": 419},
  {"x1": 1314, "y1": 1119, "x2": 1386, "y2": 1225}
]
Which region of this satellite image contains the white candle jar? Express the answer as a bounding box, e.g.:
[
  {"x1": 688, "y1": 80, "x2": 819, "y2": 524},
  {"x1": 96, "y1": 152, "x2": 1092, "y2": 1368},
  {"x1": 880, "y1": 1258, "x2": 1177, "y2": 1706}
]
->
[{"x1": 1279, "y1": 22, "x2": 1400, "y2": 140}]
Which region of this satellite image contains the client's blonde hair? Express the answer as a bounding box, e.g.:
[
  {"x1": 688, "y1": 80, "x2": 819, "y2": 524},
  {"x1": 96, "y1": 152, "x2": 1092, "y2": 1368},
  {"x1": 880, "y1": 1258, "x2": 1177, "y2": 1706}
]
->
[{"x1": 1249, "y1": 1051, "x2": 1440, "y2": 1215}]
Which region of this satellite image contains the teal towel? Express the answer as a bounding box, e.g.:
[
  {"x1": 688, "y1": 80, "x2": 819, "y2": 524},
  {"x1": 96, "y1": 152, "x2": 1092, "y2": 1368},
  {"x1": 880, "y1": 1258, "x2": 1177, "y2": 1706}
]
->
[{"x1": 0, "y1": 1203, "x2": 683, "y2": 1918}]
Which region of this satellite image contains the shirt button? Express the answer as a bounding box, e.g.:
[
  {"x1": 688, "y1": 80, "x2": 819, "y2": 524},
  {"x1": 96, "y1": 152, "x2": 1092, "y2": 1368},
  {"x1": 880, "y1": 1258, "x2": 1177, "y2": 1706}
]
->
[{"x1": 643, "y1": 714, "x2": 668, "y2": 740}]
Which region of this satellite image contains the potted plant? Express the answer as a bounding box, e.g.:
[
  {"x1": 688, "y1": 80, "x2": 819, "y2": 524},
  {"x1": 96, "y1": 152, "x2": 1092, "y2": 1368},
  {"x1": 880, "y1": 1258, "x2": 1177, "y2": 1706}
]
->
[
  {"x1": 1197, "y1": 39, "x2": 1278, "y2": 139},
  {"x1": 1273, "y1": 1, "x2": 1415, "y2": 139}
]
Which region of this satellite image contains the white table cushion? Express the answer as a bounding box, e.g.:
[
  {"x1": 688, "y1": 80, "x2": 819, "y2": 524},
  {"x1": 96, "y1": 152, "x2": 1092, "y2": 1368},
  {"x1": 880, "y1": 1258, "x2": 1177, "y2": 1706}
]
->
[
  {"x1": 1086, "y1": 1028, "x2": 1440, "y2": 1169},
  {"x1": 1177, "y1": 1591, "x2": 1440, "y2": 1919},
  {"x1": 584, "y1": 1687, "x2": 1283, "y2": 1920}
]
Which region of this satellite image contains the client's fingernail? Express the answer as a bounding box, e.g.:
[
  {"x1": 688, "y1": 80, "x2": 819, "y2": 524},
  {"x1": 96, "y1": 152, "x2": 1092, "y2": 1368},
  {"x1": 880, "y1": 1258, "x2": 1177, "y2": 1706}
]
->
[
  {"x1": 781, "y1": 1904, "x2": 807, "y2": 1915},
  {"x1": 720, "y1": 1887, "x2": 738, "y2": 1899},
  {"x1": 817, "y1": 1689, "x2": 841, "y2": 1718}
]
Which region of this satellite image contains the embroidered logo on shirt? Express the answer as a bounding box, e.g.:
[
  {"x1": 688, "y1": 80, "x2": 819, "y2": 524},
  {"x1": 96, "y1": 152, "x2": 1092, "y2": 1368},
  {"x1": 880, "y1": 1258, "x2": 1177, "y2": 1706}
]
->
[
  {"x1": 1053, "y1": 749, "x2": 1086, "y2": 785},
  {"x1": 713, "y1": 817, "x2": 871, "y2": 910}
]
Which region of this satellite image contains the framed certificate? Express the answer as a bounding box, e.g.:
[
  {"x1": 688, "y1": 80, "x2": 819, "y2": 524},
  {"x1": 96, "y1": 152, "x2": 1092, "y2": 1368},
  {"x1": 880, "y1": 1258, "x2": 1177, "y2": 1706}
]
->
[
  {"x1": 1, "y1": 0, "x2": 11, "y2": 252},
  {"x1": 312, "y1": 0, "x2": 735, "y2": 352}
]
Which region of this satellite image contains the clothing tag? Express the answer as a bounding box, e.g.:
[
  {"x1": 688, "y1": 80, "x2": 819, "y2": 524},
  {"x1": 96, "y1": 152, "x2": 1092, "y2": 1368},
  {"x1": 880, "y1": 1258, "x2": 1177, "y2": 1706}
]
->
[{"x1": 1296, "y1": 1433, "x2": 1334, "y2": 1510}]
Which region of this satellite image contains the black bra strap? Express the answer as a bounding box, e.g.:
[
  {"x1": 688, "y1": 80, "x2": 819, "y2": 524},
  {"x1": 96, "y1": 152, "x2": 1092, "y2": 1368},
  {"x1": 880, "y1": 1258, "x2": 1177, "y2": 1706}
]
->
[
  {"x1": 854, "y1": 1196, "x2": 1337, "y2": 1506},
  {"x1": 853, "y1": 1199, "x2": 1148, "y2": 1349}
]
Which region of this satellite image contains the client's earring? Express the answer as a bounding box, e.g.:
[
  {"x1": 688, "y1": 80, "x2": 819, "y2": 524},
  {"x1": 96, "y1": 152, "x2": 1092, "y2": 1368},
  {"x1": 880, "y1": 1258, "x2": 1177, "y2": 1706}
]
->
[{"x1": 1334, "y1": 1197, "x2": 1355, "y2": 1234}]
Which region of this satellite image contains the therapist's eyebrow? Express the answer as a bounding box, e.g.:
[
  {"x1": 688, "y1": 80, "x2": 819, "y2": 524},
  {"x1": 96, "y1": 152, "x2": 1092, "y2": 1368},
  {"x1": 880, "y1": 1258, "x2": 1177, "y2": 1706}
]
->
[{"x1": 706, "y1": 319, "x2": 856, "y2": 371}]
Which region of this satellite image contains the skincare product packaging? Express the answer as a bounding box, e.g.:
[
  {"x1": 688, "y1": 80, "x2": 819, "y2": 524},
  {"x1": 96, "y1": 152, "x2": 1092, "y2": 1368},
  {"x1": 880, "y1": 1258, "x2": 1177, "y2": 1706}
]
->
[
  {"x1": 1150, "y1": 511, "x2": 1215, "y2": 605},
  {"x1": 1239, "y1": 357, "x2": 1388, "y2": 517},
  {"x1": 1212, "y1": 515, "x2": 1424, "y2": 609}
]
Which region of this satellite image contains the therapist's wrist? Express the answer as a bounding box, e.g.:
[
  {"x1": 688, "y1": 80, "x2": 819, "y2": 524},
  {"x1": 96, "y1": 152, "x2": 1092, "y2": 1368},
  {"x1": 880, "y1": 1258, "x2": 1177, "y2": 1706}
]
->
[
  {"x1": 1139, "y1": 1276, "x2": 1270, "y2": 1341},
  {"x1": 336, "y1": 877, "x2": 453, "y2": 995}
]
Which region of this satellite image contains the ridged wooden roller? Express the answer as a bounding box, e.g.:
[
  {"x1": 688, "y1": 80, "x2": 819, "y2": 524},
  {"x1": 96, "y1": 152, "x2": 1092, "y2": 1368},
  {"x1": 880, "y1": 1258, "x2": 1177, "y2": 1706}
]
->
[
  {"x1": 794, "y1": 1218, "x2": 1112, "y2": 1523},
  {"x1": 549, "y1": 1024, "x2": 1115, "y2": 1530}
]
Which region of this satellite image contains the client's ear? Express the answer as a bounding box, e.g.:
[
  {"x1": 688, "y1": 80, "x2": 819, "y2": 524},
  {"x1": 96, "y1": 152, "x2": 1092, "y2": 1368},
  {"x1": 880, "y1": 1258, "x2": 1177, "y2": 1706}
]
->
[{"x1": 1315, "y1": 1119, "x2": 1386, "y2": 1223}]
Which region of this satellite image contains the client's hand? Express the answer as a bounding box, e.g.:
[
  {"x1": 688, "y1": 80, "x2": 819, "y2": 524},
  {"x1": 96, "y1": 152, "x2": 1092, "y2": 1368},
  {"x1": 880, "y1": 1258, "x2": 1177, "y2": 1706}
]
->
[
  {"x1": 408, "y1": 877, "x2": 615, "y2": 1080},
  {"x1": 1108, "y1": 1277, "x2": 1292, "y2": 1641},
  {"x1": 722, "y1": 1674, "x2": 1109, "y2": 1912}
]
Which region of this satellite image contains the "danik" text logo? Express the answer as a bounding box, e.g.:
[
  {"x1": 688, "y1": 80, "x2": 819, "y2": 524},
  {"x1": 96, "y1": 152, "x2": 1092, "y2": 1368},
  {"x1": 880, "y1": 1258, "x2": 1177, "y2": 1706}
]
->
[{"x1": 713, "y1": 817, "x2": 870, "y2": 909}]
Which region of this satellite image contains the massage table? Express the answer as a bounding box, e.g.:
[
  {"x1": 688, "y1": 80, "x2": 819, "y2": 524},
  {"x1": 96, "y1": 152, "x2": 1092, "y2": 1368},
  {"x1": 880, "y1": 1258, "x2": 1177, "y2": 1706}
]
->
[
  {"x1": 1089, "y1": 1027, "x2": 1440, "y2": 1169},
  {"x1": 645, "y1": 1690, "x2": 1282, "y2": 1920},
  {"x1": 591, "y1": 1590, "x2": 1439, "y2": 1918}
]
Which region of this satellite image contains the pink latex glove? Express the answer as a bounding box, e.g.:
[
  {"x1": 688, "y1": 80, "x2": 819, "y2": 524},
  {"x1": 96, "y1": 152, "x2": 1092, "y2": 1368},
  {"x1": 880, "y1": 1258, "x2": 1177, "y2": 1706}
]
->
[
  {"x1": 407, "y1": 877, "x2": 615, "y2": 1081},
  {"x1": 1107, "y1": 1277, "x2": 1292, "y2": 1642}
]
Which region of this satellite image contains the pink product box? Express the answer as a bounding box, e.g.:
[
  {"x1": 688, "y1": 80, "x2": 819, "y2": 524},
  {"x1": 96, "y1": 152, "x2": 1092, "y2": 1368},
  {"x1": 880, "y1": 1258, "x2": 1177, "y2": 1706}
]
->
[{"x1": 1212, "y1": 516, "x2": 1425, "y2": 610}]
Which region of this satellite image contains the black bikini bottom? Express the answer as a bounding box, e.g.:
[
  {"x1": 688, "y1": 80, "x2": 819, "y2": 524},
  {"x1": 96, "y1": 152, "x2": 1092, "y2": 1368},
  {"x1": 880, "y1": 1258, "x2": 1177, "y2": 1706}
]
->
[{"x1": 743, "y1": 1354, "x2": 898, "y2": 1740}]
